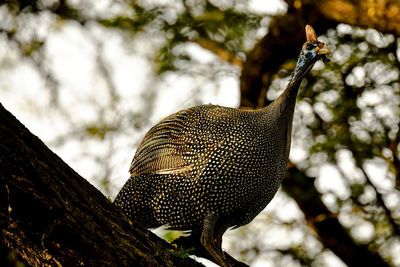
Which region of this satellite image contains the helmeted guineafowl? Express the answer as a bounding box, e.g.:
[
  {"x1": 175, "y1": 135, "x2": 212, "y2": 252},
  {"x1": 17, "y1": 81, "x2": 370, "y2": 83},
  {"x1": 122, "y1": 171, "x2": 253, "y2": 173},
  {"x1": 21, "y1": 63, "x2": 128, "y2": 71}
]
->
[{"x1": 114, "y1": 25, "x2": 330, "y2": 267}]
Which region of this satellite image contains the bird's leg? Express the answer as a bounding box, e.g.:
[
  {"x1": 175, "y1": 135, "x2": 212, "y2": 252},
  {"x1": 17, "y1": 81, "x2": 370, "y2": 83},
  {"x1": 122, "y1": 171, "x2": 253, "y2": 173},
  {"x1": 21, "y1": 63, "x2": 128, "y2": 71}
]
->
[
  {"x1": 214, "y1": 231, "x2": 249, "y2": 267},
  {"x1": 201, "y1": 212, "x2": 230, "y2": 267},
  {"x1": 173, "y1": 234, "x2": 248, "y2": 267},
  {"x1": 214, "y1": 233, "x2": 223, "y2": 255}
]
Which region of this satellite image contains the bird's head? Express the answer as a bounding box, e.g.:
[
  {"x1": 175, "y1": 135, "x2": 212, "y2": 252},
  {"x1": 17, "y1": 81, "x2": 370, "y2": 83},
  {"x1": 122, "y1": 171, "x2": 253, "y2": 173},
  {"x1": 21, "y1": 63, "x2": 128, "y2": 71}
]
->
[{"x1": 293, "y1": 25, "x2": 331, "y2": 80}]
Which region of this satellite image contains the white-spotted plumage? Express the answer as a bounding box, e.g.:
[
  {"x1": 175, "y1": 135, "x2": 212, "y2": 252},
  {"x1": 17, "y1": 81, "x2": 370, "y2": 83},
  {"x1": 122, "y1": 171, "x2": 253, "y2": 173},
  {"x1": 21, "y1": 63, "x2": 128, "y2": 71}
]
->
[
  {"x1": 114, "y1": 25, "x2": 330, "y2": 267},
  {"x1": 115, "y1": 104, "x2": 289, "y2": 229}
]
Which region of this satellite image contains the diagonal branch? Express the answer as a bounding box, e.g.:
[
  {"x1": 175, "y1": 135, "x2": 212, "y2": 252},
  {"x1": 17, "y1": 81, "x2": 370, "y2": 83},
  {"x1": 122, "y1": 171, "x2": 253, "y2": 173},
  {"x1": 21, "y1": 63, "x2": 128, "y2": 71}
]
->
[
  {"x1": 359, "y1": 165, "x2": 400, "y2": 236},
  {"x1": 0, "y1": 104, "x2": 202, "y2": 266},
  {"x1": 194, "y1": 37, "x2": 243, "y2": 69},
  {"x1": 282, "y1": 164, "x2": 389, "y2": 267}
]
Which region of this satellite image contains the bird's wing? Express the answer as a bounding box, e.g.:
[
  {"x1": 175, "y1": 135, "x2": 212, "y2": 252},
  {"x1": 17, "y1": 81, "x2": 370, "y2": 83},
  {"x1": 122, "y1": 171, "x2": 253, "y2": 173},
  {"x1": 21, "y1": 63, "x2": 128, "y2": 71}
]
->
[{"x1": 129, "y1": 104, "x2": 240, "y2": 177}]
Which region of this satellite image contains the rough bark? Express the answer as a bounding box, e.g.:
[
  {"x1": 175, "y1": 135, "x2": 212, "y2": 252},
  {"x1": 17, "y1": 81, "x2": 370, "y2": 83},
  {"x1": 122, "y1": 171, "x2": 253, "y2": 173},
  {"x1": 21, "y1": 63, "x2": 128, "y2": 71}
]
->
[{"x1": 0, "y1": 103, "x2": 202, "y2": 267}]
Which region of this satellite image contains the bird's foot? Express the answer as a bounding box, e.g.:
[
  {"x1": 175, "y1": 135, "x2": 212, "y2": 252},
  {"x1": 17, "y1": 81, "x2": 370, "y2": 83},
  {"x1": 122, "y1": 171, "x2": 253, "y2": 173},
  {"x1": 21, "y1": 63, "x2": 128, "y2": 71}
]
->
[{"x1": 172, "y1": 235, "x2": 248, "y2": 267}]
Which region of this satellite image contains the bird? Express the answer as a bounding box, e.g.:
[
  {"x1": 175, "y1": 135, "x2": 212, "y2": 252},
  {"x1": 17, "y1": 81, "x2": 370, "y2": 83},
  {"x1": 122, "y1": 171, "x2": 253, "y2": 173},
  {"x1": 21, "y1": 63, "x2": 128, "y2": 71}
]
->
[{"x1": 114, "y1": 25, "x2": 330, "y2": 267}]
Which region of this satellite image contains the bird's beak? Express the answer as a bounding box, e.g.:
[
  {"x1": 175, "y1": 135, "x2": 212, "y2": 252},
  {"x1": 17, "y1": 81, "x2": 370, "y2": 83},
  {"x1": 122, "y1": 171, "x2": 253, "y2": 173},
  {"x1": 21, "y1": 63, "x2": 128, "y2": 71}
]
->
[{"x1": 317, "y1": 45, "x2": 331, "y2": 56}]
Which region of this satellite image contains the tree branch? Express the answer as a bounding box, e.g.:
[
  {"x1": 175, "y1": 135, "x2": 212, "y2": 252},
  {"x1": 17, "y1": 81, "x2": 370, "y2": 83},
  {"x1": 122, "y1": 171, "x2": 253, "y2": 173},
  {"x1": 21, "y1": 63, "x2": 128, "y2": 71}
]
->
[
  {"x1": 0, "y1": 104, "x2": 202, "y2": 266},
  {"x1": 316, "y1": 0, "x2": 400, "y2": 36},
  {"x1": 282, "y1": 164, "x2": 389, "y2": 267}
]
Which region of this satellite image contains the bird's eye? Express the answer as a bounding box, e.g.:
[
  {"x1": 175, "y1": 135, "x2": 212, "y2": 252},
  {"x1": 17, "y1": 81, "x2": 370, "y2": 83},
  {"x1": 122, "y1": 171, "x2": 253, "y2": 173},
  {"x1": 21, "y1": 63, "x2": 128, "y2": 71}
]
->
[{"x1": 306, "y1": 43, "x2": 315, "y2": 50}]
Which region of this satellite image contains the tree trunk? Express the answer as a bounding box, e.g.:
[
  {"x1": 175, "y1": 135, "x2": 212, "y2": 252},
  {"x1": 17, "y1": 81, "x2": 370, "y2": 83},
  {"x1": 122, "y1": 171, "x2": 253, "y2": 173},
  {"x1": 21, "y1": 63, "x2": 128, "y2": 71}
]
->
[{"x1": 0, "y1": 103, "x2": 202, "y2": 267}]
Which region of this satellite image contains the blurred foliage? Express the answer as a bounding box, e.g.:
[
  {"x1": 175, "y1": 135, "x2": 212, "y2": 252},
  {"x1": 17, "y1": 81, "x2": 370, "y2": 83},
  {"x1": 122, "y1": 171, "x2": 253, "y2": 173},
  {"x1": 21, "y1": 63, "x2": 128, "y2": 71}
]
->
[
  {"x1": 0, "y1": 0, "x2": 400, "y2": 266},
  {"x1": 97, "y1": 1, "x2": 261, "y2": 73},
  {"x1": 264, "y1": 24, "x2": 399, "y2": 266},
  {"x1": 85, "y1": 123, "x2": 118, "y2": 139},
  {"x1": 100, "y1": 5, "x2": 161, "y2": 33}
]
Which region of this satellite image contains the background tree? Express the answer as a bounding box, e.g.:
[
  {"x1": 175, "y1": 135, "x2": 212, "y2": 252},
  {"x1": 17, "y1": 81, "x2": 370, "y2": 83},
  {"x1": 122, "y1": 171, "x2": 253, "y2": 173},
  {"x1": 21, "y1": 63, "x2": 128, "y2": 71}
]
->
[{"x1": 1, "y1": 0, "x2": 399, "y2": 266}]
